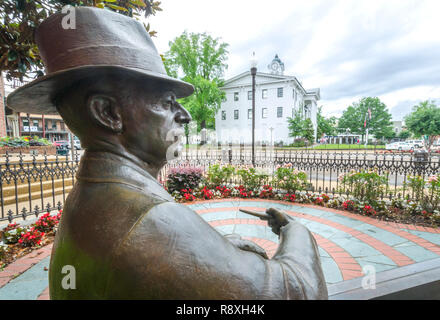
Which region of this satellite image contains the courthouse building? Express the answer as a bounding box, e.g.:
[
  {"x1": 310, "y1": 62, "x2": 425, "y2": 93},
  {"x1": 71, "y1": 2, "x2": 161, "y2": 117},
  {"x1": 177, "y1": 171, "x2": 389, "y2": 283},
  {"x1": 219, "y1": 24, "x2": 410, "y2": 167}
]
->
[{"x1": 215, "y1": 55, "x2": 320, "y2": 145}]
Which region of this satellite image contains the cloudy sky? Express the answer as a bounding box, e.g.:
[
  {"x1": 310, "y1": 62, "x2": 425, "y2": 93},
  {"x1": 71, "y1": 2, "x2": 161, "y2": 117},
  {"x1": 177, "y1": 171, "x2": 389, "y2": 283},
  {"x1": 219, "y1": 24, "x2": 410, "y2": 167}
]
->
[{"x1": 149, "y1": 0, "x2": 440, "y2": 120}]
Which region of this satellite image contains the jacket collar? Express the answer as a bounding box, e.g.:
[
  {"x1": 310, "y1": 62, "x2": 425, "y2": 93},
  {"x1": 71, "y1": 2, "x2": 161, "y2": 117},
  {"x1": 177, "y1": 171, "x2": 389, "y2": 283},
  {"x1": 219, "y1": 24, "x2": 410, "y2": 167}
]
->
[{"x1": 76, "y1": 151, "x2": 174, "y2": 202}]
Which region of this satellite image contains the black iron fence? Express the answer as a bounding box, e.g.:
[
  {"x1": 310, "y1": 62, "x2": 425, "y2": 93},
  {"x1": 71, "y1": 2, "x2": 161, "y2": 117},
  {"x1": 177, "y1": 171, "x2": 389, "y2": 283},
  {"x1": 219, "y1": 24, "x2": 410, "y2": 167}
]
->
[
  {"x1": 0, "y1": 151, "x2": 80, "y2": 223},
  {"x1": 161, "y1": 148, "x2": 440, "y2": 201},
  {"x1": 1, "y1": 147, "x2": 439, "y2": 223}
]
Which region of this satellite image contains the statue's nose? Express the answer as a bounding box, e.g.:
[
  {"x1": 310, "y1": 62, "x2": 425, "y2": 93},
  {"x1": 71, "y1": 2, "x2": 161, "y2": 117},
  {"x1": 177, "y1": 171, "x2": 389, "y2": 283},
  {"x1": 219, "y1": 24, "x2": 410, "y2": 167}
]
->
[{"x1": 175, "y1": 103, "x2": 192, "y2": 124}]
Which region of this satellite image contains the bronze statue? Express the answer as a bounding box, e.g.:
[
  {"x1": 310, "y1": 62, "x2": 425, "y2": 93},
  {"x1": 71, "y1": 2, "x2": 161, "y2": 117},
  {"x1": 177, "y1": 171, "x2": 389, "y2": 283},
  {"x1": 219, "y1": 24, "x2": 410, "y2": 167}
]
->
[{"x1": 7, "y1": 7, "x2": 328, "y2": 299}]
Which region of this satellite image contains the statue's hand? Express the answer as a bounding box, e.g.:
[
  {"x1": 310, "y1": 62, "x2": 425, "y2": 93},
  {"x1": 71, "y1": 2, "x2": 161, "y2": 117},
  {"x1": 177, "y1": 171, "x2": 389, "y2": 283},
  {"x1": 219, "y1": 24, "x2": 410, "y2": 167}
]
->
[
  {"x1": 265, "y1": 208, "x2": 294, "y2": 236},
  {"x1": 225, "y1": 234, "x2": 268, "y2": 259}
]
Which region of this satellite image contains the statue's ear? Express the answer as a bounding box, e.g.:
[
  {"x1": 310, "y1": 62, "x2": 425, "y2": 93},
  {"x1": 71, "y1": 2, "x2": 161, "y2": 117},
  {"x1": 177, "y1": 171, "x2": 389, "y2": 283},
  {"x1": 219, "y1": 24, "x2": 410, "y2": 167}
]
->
[{"x1": 86, "y1": 94, "x2": 123, "y2": 133}]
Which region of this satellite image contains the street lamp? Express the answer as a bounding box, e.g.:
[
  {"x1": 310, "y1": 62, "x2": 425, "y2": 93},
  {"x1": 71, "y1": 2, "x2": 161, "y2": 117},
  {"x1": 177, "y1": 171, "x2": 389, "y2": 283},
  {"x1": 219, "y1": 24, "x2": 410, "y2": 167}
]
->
[{"x1": 250, "y1": 52, "x2": 257, "y2": 166}]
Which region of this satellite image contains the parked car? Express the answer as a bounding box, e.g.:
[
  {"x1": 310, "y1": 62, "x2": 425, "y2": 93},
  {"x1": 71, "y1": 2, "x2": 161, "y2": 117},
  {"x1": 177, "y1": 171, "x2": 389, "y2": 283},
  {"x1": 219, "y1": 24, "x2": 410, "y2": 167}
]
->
[
  {"x1": 397, "y1": 142, "x2": 416, "y2": 152},
  {"x1": 407, "y1": 140, "x2": 424, "y2": 148},
  {"x1": 72, "y1": 139, "x2": 81, "y2": 150},
  {"x1": 53, "y1": 140, "x2": 69, "y2": 148},
  {"x1": 385, "y1": 142, "x2": 402, "y2": 150}
]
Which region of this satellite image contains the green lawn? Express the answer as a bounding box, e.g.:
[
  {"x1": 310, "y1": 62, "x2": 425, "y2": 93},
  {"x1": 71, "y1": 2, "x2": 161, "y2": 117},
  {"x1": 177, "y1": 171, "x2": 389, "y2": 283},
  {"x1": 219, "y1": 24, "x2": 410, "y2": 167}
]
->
[
  {"x1": 312, "y1": 144, "x2": 385, "y2": 150},
  {"x1": 279, "y1": 144, "x2": 385, "y2": 150}
]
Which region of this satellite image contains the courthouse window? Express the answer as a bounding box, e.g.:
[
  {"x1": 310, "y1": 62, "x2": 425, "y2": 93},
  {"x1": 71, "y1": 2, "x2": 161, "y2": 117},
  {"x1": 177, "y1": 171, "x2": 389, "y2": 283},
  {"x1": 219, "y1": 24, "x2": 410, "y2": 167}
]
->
[
  {"x1": 262, "y1": 108, "x2": 268, "y2": 119},
  {"x1": 277, "y1": 88, "x2": 283, "y2": 98},
  {"x1": 234, "y1": 110, "x2": 239, "y2": 119},
  {"x1": 262, "y1": 89, "x2": 268, "y2": 99},
  {"x1": 248, "y1": 109, "x2": 252, "y2": 119},
  {"x1": 248, "y1": 91, "x2": 252, "y2": 100},
  {"x1": 277, "y1": 107, "x2": 283, "y2": 118},
  {"x1": 234, "y1": 92, "x2": 239, "y2": 101},
  {"x1": 221, "y1": 111, "x2": 226, "y2": 120}
]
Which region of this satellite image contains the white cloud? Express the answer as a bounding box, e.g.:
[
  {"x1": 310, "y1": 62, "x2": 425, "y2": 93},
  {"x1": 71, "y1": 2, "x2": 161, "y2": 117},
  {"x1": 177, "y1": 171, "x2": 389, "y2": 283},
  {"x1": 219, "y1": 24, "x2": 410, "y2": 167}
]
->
[{"x1": 148, "y1": 0, "x2": 440, "y2": 118}]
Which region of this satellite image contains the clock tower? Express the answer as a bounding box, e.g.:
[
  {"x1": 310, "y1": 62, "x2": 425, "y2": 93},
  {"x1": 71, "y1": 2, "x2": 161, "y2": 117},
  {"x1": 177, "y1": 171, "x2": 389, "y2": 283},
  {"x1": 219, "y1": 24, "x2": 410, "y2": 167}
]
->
[{"x1": 267, "y1": 54, "x2": 285, "y2": 75}]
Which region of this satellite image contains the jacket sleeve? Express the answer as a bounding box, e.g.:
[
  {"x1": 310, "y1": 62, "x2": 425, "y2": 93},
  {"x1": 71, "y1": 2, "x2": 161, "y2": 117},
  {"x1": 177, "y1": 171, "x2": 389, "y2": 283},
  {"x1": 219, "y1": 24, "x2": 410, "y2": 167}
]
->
[{"x1": 108, "y1": 202, "x2": 328, "y2": 300}]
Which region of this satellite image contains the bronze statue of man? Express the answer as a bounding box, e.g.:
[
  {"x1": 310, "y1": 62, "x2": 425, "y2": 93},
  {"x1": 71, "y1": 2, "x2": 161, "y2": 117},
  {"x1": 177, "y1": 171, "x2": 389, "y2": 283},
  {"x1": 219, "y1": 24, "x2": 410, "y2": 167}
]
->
[{"x1": 7, "y1": 7, "x2": 328, "y2": 299}]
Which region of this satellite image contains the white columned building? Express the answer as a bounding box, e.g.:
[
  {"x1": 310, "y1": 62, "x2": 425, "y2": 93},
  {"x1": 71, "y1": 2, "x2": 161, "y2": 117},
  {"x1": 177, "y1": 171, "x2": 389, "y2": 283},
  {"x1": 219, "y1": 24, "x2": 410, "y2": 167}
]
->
[{"x1": 215, "y1": 55, "x2": 320, "y2": 146}]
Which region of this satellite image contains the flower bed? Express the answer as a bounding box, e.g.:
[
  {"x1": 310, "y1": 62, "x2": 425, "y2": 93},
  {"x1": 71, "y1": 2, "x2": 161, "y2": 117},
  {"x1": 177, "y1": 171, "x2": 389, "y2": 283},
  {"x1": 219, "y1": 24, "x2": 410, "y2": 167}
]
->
[
  {"x1": 0, "y1": 211, "x2": 62, "y2": 269},
  {"x1": 167, "y1": 165, "x2": 440, "y2": 228}
]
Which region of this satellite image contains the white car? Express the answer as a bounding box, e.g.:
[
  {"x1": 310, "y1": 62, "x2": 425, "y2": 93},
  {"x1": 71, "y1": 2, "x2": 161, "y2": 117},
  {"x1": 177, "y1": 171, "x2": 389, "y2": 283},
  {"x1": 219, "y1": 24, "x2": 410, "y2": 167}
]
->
[
  {"x1": 385, "y1": 142, "x2": 402, "y2": 150},
  {"x1": 407, "y1": 140, "x2": 424, "y2": 148},
  {"x1": 397, "y1": 142, "x2": 415, "y2": 152}
]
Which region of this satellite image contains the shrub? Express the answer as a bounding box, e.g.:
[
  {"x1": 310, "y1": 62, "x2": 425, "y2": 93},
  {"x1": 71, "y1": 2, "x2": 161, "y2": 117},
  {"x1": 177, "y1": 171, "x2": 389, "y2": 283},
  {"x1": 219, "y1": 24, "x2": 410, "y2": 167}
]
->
[
  {"x1": 405, "y1": 175, "x2": 425, "y2": 201},
  {"x1": 274, "y1": 164, "x2": 308, "y2": 193},
  {"x1": 33, "y1": 212, "x2": 60, "y2": 233},
  {"x1": 0, "y1": 136, "x2": 51, "y2": 147},
  {"x1": 0, "y1": 242, "x2": 8, "y2": 261},
  {"x1": 236, "y1": 167, "x2": 268, "y2": 191},
  {"x1": 339, "y1": 169, "x2": 388, "y2": 205},
  {"x1": 200, "y1": 186, "x2": 213, "y2": 200},
  {"x1": 206, "y1": 164, "x2": 235, "y2": 187},
  {"x1": 181, "y1": 189, "x2": 196, "y2": 202},
  {"x1": 216, "y1": 186, "x2": 232, "y2": 198},
  {"x1": 235, "y1": 185, "x2": 253, "y2": 198},
  {"x1": 283, "y1": 193, "x2": 296, "y2": 202},
  {"x1": 259, "y1": 185, "x2": 274, "y2": 199},
  {"x1": 363, "y1": 205, "x2": 377, "y2": 216},
  {"x1": 166, "y1": 167, "x2": 204, "y2": 194},
  {"x1": 427, "y1": 175, "x2": 440, "y2": 210},
  {"x1": 18, "y1": 227, "x2": 44, "y2": 247},
  {"x1": 2, "y1": 223, "x2": 26, "y2": 244}
]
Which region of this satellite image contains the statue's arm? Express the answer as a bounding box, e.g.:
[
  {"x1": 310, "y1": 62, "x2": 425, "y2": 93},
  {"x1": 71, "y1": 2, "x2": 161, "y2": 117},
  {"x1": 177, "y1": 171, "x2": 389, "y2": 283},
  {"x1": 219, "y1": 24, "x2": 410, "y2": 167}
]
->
[{"x1": 114, "y1": 202, "x2": 327, "y2": 299}]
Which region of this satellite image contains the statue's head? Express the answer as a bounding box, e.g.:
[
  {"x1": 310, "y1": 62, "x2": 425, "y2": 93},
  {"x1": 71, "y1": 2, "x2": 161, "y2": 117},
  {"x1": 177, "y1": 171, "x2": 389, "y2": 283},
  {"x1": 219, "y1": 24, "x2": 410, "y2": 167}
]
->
[
  {"x1": 6, "y1": 7, "x2": 194, "y2": 170},
  {"x1": 55, "y1": 73, "x2": 191, "y2": 168}
]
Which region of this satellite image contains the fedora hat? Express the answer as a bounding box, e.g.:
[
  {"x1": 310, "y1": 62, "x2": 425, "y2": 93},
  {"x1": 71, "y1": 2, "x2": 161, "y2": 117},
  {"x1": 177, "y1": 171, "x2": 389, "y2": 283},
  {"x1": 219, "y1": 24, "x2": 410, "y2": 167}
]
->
[{"x1": 7, "y1": 6, "x2": 194, "y2": 114}]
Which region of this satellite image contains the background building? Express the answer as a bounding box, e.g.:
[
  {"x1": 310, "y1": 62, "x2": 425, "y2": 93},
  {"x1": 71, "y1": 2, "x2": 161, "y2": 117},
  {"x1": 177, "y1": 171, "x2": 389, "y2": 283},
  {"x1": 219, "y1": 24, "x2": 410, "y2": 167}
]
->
[
  {"x1": 215, "y1": 55, "x2": 320, "y2": 145},
  {"x1": 2, "y1": 74, "x2": 69, "y2": 141}
]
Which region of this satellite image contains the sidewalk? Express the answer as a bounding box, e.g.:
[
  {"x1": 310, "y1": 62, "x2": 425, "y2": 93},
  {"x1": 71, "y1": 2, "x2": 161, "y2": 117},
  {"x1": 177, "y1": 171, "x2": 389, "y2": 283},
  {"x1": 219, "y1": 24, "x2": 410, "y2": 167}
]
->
[{"x1": 1, "y1": 199, "x2": 439, "y2": 299}]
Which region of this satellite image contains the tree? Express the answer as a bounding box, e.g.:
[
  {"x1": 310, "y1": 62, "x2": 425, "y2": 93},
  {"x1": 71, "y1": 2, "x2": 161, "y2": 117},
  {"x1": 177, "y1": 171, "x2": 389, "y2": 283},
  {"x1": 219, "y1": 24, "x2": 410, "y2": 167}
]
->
[
  {"x1": 405, "y1": 100, "x2": 440, "y2": 150},
  {"x1": 0, "y1": 0, "x2": 162, "y2": 81},
  {"x1": 164, "y1": 31, "x2": 229, "y2": 131},
  {"x1": 287, "y1": 108, "x2": 304, "y2": 138},
  {"x1": 338, "y1": 97, "x2": 393, "y2": 141},
  {"x1": 287, "y1": 108, "x2": 315, "y2": 144},
  {"x1": 397, "y1": 129, "x2": 411, "y2": 140},
  {"x1": 302, "y1": 118, "x2": 315, "y2": 144},
  {"x1": 317, "y1": 106, "x2": 337, "y2": 137}
]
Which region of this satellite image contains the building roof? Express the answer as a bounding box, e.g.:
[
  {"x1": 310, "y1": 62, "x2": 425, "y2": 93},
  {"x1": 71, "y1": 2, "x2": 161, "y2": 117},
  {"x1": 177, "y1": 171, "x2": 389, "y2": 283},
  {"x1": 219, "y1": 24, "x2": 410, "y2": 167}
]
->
[{"x1": 221, "y1": 70, "x2": 320, "y2": 100}]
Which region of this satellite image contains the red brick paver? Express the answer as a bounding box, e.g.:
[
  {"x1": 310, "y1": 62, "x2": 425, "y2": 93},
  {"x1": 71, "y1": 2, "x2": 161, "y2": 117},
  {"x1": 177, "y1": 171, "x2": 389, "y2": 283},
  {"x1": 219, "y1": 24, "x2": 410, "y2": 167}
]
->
[{"x1": 0, "y1": 244, "x2": 53, "y2": 289}]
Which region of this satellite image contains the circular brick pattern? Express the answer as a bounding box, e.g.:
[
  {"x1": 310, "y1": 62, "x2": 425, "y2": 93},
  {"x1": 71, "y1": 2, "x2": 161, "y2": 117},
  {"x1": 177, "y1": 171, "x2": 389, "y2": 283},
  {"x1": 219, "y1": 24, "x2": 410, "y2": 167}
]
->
[
  {"x1": 2, "y1": 198, "x2": 440, "y2": 299},
  {"x1": 186, "y1": 198, "x2": 440, "y2": 285}
]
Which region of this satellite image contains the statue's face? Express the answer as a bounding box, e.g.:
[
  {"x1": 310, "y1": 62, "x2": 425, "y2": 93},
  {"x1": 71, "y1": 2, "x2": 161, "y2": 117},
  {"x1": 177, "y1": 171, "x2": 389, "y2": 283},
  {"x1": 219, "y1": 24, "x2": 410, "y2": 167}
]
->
[{"x1": 120, "y1": 89, "x2": 191, "y2": 166}]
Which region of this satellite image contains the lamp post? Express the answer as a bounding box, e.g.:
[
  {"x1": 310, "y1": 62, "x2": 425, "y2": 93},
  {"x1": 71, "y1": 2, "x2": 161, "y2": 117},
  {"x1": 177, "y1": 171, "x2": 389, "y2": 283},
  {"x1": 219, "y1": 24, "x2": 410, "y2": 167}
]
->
[{"x1": 250, "y1": 52, "x2": 257, "y2": 166}]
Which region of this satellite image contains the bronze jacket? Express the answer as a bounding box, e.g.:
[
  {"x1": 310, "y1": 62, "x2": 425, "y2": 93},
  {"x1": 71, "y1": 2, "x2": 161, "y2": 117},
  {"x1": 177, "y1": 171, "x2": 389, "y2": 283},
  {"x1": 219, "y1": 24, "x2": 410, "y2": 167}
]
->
[{"x1": 49, "y1": 151, "x2": 328, "y2": 299}]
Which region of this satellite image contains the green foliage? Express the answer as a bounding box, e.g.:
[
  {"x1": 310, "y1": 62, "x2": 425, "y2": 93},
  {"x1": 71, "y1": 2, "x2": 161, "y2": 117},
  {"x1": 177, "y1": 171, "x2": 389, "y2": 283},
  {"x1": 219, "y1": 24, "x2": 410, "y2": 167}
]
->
[
  {"x1": 397, "y1": 130, "x2": 411, "y2": 140},
  {"x1": 287, "y1": 108, "x2": 315, "y2": 143},
  {"x1": 338, "y1": 169, "x2": 389, "y2": 205},
  {"x1": 405, "y1": 100, "x2": 440, "y2": 149},
  {"x1": 236, "y1": 167, "x2": 268, "y2": 191},
  {"x1": 164, "y1": 31, "x2": 229, "y2": 131},
  {"x1": 166, "y1": 167, "x2": 204, "y2": 194},
  {"x1": 302, "y1": 118, "x2": 315, "y2": 143},
  {"x1": 2, "y1": 223, "x2": 26, "y2": 244},
  {"x1": 317, "y1": 106, "x2": 337, "y2": 137},
  {"x1": 287, "y1": 108, "x2": 304, "y2": 138},
  {"x1": 274, "y1": 164, "x2": 308, "y2": 193},
  {"x1": 338, "y1": 97, "x2": 393, "y2": 140},
  {"x1": 0, "y1": 136, "x2": 51, "y2": 147},
  {"x1": 0, "y1": 0, "x2": 162, "y2": 81},
  {"x1": 206, "y1": 164, "x2": 235, "y2": 187},
  {"x1": 405, "y1": 175, "x2": 425, "y2": 201}
]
